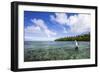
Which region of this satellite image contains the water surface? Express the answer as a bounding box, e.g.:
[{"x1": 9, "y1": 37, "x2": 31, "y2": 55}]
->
[{"x1": 24, "y1": 41, "x2": 90, "y2": 62}]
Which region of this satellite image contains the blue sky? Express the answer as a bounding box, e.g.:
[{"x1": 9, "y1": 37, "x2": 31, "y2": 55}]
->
[{"x1": 24, "y1": 11, "x2": 90, "y2": 41}]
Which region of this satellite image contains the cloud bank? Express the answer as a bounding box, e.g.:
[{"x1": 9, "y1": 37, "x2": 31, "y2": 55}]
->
[
  {"x1": 50, "y1": 13, "x2": 90, "y2": 35},
  {"x1": 25, "y1": 18, "x2": 57, "y2": 41}
]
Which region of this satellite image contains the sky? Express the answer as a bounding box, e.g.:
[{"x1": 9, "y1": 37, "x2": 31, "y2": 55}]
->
[{"x1": 24, "y1": 11, "x2": 91, "y2": 41}]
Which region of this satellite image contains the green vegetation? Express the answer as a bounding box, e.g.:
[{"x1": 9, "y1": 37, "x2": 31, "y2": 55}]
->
[
  {"x1": 24, "y1": 47, "x2": 90, "y2": 62},
  {"x1": 55, "y1": 33, "x2": 90, "y2": 41}
]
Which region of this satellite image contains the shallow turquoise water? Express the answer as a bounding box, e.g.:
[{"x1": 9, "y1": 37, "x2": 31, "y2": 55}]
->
[
  {"x1": 24, "y1": 41, "x2": 90, "y2": 49},
  {"x1": 24, "y1": 41, "x2": 90, "y2": 62}
]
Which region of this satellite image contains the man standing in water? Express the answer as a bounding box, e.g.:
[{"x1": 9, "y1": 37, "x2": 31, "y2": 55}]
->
[{"x1": 75, "y1": 40, "x2": 79, "y2": 51}]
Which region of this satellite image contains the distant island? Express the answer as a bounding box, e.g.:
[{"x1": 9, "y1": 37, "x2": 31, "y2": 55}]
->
[{"x1": 55, "y1": 33, "x2": 90, "y2": 41}]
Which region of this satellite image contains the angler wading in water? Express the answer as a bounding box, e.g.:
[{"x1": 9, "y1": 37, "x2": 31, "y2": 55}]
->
[{"x1": 75, "y1": 40, "x2": 79, "y2": 51}]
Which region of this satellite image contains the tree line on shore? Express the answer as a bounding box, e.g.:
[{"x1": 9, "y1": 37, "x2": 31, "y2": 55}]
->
[{"x1": 55, "y1": 33, "x2": 90, "y2": 41}]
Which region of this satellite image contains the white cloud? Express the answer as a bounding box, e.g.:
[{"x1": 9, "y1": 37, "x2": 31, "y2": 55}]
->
[
  {"x1": 24, "y1": 25, "x2": 43, "y2": 41},
  {"x1": 25, "y1": 18, "x2": 57, "y2": 41},
  {"x1": 31, "y1": 19, "x2": 56, "y2": 37},
  {"x1": 63, "y1": 27, "x2": 67, "y2": 33},
  {"x1": 68, "y1": 14, "x2": 90, "y2": 34},
  {"x1": 50, "y1": 13, "x2": 68, "y2": 25},
  {"x1": 50, "y1": 13, "x2": 91, "y2": 35},
  {"x1": 25, "y1": 25, "x2": 40, "y2": 33}
]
